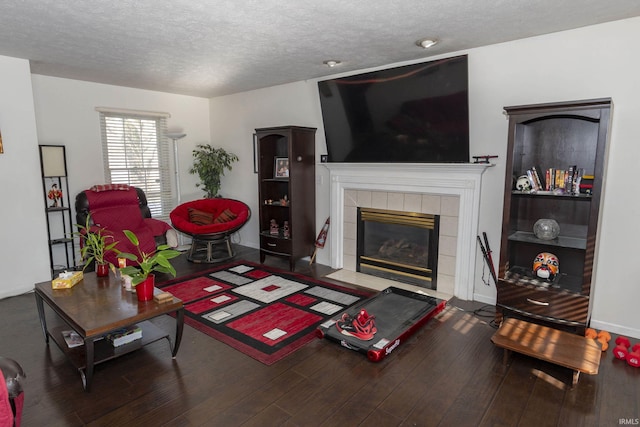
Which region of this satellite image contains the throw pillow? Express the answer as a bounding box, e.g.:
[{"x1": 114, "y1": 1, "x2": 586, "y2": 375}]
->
[
  {"x1": 214, "y1": 208, "x2": 238, "y2": 224},
  {"x1": 188, "y1": 208, "x2": 214, "y2": 225},
  {"x1": 89, "y1": 184, "x2": 131, "y2": 192}
]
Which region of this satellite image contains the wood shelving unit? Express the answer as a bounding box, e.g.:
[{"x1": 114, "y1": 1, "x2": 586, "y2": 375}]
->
[
  {"x1": 497, "y1": 98, "x2": 612, "y2": 334},
  {"x1": 255, "y1": 126, "x2": 316, "y2": 271}
]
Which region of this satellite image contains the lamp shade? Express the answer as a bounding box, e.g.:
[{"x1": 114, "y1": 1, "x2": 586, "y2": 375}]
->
[
  {"x1": 166, "y1": 132, "x2": 186, "y2": 140},
  {"x1": 40, "y1": 145, "x2": 67, "y2": 177}
]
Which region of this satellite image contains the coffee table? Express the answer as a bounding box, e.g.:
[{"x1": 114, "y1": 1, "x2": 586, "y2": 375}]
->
[{"x1": 34, "y1": 272, "x2": 184, "y2": 391}]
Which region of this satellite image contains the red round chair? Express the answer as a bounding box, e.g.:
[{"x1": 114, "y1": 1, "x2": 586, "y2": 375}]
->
[{"x1": 170, "y1": 198, "x2": 251, "y2": 263}]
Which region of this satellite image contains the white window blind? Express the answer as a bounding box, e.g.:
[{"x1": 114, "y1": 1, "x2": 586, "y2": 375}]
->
[{"x1": 98, "y1": 111, "x2": 172, "y2": 221}]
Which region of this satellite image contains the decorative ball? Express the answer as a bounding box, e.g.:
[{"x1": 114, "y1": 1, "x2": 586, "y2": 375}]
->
[
  {"x1": 515, "y1": 175, "x2": 531, "y2": 191},
  {"x1": 533, "y1": 252, "x2": 559, "y2": 281},
  {"x1": 533, "y1": 218, "x2": 560, "y2": 240}
]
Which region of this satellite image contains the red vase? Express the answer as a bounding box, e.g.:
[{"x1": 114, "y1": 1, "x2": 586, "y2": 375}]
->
[
  {"x1": 135, "y1": 274, "x2": 155, "y2": 302},
  {"x1": 96, "y1": 263, "x2": 109, "y2": 277}
]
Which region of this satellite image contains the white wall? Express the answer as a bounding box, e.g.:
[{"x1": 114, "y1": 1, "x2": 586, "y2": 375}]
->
[
  {"x1": 0, "y1": 56, "x2": 50, "y2": 298},
  {"x1": 31, "y1": 76, "x2": 211, "y2": 208},
  {"x1": 208, "y1": 81, "x2": 325, "y2": 250},
  {"x1": 209, "y1": 17, "x2": 640, "y2": 338},
  {"x1": 0, "y1": 76, "x2": 211, "y2": 296}
]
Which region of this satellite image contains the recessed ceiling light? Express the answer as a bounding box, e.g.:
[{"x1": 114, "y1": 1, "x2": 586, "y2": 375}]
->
[
  {"x1": 323, "y1": 60, "x2": 341, "y2": 68},
  {"x1": 416, "y1": 38, "x2": 438, "y2": 49}
]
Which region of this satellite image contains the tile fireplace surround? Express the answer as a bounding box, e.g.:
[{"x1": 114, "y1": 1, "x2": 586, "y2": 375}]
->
[{"x1": 323, "y1": 162, "x2": 492, "y2": 301}]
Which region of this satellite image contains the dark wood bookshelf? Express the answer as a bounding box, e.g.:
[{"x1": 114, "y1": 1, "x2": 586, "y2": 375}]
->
[
  {"x1": 255, "y1": 126, "x2": 316, "y2": 271},
  {"x1": 497, "y1": 98, "x2": 612, "y2": 334}
]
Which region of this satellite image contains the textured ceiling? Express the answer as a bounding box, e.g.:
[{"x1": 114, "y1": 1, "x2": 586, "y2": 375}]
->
[{"x1": 1, "y1": 0, "x2": 639, "y2": 98}]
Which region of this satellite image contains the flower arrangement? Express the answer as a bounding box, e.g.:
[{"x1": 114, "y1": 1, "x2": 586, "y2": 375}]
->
[{"x1": 47, "y1": 183, "x2": 63, "y2": 207}]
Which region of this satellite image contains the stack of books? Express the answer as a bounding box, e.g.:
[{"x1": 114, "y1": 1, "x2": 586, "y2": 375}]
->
[
  {"x1": 105, "y1": 325, "x2": 142, "y2": 347},
  {"x1": 579, "y1": 174, "x2": 594, "y2": 194},
  {"x1": 523, "y1": 165, "x2": 588, "y2": 195}
]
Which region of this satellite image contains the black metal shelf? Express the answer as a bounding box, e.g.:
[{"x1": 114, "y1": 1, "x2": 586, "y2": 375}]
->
[
  {"x1": 50, "y1": 237, "x2": 74, "y2": 245},
  {"x1": 40, "y1": 145, "x2": 76, "y2": 278}
]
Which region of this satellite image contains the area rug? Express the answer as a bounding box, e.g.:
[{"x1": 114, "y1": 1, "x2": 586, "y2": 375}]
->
[{"x1": 157, "y1": 261, "x2": 371, "y2": 365}]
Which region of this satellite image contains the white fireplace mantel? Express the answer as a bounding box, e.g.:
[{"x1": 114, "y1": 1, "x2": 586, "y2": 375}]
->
[{"x1": 323, "y1": 162, "x2": 492, "y2": 300}]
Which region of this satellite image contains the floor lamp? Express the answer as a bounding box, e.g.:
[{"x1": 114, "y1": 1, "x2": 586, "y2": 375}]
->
[{"x1": 167, "y1": 132, "x2": 187, "y2": 247}]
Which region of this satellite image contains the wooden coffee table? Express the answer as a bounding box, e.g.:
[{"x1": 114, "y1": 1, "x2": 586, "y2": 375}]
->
[{"x1": 34, "y1": 272, "x2": 184, "y2": 391}]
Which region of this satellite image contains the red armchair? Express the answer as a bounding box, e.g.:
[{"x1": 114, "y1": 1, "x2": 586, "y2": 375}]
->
[
  {"x1": 75, "y1": 185, "x2": 175, "y2": 267},
  {"x1": 170, "y1": 198, "x2": 250, "y2": 263}
]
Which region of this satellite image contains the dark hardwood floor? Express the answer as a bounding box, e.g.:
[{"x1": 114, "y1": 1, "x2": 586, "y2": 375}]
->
[{"x1": 2, "y1": 245, "x2": 638, "y2": 426}]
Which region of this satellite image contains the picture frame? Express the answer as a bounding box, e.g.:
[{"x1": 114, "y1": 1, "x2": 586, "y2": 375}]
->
[{"x1": 274, "y1": 157, "x2": 289, "y2": 178}]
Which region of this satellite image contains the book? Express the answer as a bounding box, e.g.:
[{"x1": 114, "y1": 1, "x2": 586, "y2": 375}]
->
[
  {"x1": 531, "y1": 166, "x2": 544, "y2": 191},
  {"x1": 106, "y1": 325, "x2": 142, "y2": 347},
  {"x1": 566, "y1": 165, "x2": 576, "y2": 193},
  {"x1": 62, "y1": 330, "x2": 84, "y2": 348},
  {"x1": 526, "y1": 170, "x2": 539, "y2": 191},
  {"x1": 555, "y1": 169, "x2": 564, "y2": 189},
  {"x1": 573, "y1": 168, "x2": 584, "y2": 194}
]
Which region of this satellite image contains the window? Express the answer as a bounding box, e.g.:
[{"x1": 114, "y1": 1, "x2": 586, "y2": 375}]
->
[{"x1": 97, "y1": 109, "x2": 172, "y2": 221}]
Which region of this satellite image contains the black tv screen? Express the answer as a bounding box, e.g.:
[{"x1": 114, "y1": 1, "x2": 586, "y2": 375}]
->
[{"x1": 318, "y1": 55, "x2": 469, "y2": 163}]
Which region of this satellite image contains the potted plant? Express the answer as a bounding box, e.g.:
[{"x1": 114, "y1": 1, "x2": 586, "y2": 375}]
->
[
  {"x1": 118, "y1": 230, "x2": 181, "y2": 301},
  {"x1": 75, "y1": 214, "x2": 119, "y2": 276},
  {"x1": 189, "y1": 144, "x2": 238, "y2": 198}
]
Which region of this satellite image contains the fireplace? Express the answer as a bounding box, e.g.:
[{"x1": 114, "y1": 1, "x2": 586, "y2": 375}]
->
[
  {"x1": 323, "y1": 162, "x2": 491, "y2": 300},
  {"x1": 357, "y1": 208, "x2": 439, "y2": 289}
]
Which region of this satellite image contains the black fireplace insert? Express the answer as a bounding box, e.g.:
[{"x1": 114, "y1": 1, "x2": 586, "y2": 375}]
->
[{"x1": 357, "y1": 208, "x2": 439, "y2": 289}]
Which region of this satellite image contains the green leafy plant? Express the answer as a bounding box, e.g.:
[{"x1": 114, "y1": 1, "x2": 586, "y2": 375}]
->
[
  {"x1": 117, "y1": 230, "x2": 181, "y2": 286},
  {"x1": 189, "y1": 144, "x2": 238, "y2": 198},
  {"x1": 75, "y1": 214, "x2": 119, "y2": 270}
]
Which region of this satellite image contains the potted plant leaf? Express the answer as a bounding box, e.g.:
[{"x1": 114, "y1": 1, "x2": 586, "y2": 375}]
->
[
  {"x1": 75, "y1": 214, "x2": 119, "y2": 277},
  {"x1": 189, "y1": 144, "x2": 238, "y2": 198},
  {"x1": 117, "y1": 230, "x2": 181, "y2": 301}
]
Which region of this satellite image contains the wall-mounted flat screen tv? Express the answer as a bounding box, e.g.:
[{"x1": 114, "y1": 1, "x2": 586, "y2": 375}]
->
[{"x1": 318, "y1": 55, "x2": 469, "y2": 163}]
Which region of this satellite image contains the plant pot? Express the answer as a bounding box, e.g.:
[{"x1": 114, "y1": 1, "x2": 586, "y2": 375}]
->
[
  {"x1": 96, "y1": 263, "x2": 109, "y2": 277},
  {"x1": 135, "y1": 274, "x2": 155, "y2": 302}
]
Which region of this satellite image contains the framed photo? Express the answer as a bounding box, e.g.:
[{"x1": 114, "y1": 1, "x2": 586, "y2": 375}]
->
[{"x1": 274, "y1": 157, "x2": 289, "y2": 178}]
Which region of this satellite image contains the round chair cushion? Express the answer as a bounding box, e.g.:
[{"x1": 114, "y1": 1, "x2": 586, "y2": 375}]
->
[{"x1": 170, "y1": 198, "x2": 250, "y2": 236}]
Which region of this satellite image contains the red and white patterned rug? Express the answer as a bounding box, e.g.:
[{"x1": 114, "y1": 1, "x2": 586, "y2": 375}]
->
[{"x1": 158, "y1": 261, "x2": 370, "y2": 365}]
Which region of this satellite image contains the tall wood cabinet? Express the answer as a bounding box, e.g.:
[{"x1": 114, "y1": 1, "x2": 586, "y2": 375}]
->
[
  {"x1": 497, "y1": 99, "x2": 612, "y2": 334},
  {"x1": 256, "y1": 126, "x2": 316, "y2": 271}
]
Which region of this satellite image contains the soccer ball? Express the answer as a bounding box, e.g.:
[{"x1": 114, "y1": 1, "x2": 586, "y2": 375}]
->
[{"x1": 515, "y1": 175, "x2": 532, "y2": 191}]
